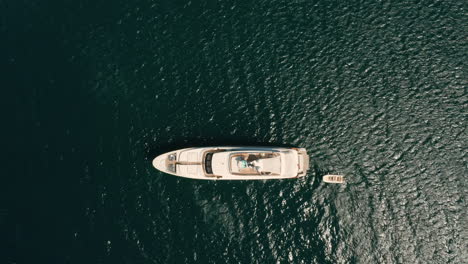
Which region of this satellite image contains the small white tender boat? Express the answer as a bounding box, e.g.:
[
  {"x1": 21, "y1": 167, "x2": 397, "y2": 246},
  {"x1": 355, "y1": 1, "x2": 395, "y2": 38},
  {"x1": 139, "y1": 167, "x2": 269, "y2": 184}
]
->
[
  {"x1": 322, "y1": 174, "x2": 345, "y2": 184},
  {"x1": 152, "y1": 146, "x2": 309, "y2": 180}
]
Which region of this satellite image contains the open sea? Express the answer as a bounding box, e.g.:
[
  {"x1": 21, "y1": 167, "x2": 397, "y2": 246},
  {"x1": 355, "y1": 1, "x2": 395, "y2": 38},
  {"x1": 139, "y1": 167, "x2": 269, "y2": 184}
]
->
[{"x1": 1, "y1": 0, "x2": 467, "y2": 263}]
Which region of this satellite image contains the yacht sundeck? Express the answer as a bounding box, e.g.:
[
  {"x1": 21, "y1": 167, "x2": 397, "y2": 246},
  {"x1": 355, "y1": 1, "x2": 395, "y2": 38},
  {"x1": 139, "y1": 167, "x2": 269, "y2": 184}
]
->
[{"x1": 152, "y1": 146, "x2": 309, "y2": 180}]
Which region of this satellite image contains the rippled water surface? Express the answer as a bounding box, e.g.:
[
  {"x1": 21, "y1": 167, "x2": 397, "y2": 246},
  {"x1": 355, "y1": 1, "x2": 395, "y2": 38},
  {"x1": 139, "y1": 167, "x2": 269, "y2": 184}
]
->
[{"x1": 2, "y1": 0, "x2": 467, "y2": 263}]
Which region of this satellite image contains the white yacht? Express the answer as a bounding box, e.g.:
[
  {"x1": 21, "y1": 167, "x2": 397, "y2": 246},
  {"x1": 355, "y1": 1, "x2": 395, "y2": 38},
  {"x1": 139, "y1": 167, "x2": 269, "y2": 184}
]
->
[{"x1": 152, "y1": 146, "x2": 309, "y2": 180}]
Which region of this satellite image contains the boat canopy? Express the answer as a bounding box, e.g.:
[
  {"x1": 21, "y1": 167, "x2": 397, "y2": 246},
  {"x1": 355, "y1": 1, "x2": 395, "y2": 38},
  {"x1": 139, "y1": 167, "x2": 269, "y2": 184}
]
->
[{"x1": 212, "y1": 151, "x2": 283, "y2": 176}]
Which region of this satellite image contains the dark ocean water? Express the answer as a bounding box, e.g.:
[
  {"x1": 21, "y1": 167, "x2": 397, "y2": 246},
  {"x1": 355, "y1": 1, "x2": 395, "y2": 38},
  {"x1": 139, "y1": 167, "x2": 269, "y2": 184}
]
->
[{"x1": 1, "y1": 0, "x2": 467, "y2": 263}]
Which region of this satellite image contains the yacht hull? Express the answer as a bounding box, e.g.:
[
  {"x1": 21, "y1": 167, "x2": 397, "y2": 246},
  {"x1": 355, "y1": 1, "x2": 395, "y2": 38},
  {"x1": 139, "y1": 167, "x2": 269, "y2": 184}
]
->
[{"x1": 152, "y1": 146, "x2": 309, "y2": 180}]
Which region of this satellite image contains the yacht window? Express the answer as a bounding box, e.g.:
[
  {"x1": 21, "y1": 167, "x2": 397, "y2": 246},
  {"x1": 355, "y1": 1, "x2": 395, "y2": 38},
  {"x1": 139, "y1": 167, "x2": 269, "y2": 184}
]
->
[{"x1": 205, "y1": 153, "x2": 213, "y2": 174}]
